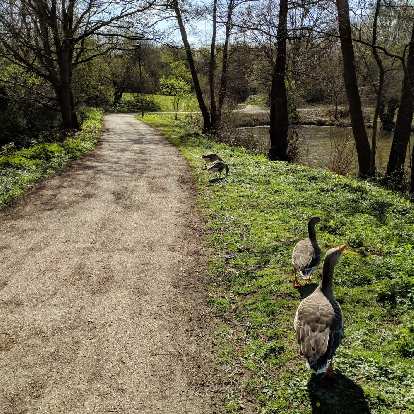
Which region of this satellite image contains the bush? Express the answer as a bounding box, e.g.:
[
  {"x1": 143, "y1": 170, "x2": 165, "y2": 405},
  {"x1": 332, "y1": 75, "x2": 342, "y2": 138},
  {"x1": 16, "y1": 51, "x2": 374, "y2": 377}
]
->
[
  {"x1": 244, "y1": 94, "x2": 269, "y2": 108},
  {"x1": 0, "y1": 154, "x2": 42, "y2": 169},
  {"x1": 133, "y1": 95, "x2": 161, "y2": 112},
  {"x1": 111, "y1": 95, "x2": 161, "y2": 113},
  {"x1": 0, "y1": 107, "x2": 103, "y2": 208}
]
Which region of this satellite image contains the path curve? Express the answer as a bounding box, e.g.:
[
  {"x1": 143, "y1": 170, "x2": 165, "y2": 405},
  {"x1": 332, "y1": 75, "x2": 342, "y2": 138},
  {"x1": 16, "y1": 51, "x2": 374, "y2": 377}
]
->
[{"x1": 0, "y1": 114, "x2": 219, "y2": 413}]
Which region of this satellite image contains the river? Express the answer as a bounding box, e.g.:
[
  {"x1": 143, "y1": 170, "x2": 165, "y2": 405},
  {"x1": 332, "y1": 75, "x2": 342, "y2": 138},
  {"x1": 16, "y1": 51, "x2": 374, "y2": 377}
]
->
[{"x1": 237, "y1": 125, "x2": 413, "y2": 175}]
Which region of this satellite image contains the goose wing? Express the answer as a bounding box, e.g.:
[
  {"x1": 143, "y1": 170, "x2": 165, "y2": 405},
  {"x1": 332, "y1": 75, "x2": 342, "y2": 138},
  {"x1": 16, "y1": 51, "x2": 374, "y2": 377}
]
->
[
  {"x1": 294, "y1": 292, "x2": 343, "y2": 372},
  {"x1": 208, "y1": 160, "x2": 226, "y2": 173},
  {"x1": 292, "y1": 239, "x2": 319, "y2": 276},
  {"x1": 207, "y1": 161, "x2": 221, "y2": 172}
]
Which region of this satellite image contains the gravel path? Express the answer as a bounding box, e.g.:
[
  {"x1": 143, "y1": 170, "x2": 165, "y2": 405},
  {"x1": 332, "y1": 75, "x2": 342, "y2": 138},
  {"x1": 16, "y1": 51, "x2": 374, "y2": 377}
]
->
[{"x1": 0, "y1": 114, "x2": 219, "y2": 413}]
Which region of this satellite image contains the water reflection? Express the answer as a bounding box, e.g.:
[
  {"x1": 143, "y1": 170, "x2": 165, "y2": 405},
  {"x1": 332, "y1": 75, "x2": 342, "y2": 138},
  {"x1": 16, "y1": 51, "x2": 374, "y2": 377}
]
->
[{"x1": 237, "y1": 125, "x2": 413, "y2": 175}]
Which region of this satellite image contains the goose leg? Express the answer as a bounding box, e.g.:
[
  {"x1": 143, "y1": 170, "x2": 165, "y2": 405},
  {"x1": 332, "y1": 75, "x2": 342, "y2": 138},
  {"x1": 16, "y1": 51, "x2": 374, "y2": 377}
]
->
[
  {"x1": 325, "y1": 363, "x2": 334, "y2": 377},
  {"x1": 321, "y1": 363, "x2": 335, "y2": 385},
  {"x1": 292, "y1": 273, "x2": 302, "y2": 288}
]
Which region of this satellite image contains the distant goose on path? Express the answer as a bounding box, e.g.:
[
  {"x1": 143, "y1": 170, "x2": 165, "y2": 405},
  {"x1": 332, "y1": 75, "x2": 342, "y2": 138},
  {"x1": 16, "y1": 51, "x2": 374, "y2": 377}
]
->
[
  {"x1": 294, "y1": 245, "x2": 346, "y2": 377},
  {"x1": 292, "y1": 217, "x2": 321, "y2": 288},
  {"x1": 207, "y1": 160, "x2": 229, "y2": 177}
]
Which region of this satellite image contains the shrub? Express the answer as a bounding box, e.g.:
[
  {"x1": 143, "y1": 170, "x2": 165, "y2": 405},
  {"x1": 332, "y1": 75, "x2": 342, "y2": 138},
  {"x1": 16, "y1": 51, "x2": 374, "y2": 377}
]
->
[
  {"x1": 111, "y1": 95, "x2": 161, "y2": 113},
  {"x1": 328, "y1": 129, "x2": 355, "y2": 175},
  {"x1": 0, "y1": 155, "x2": 42, "y2": 169},
  {"x1": 244, "y1": 94, "x2": 269, "y2": 108},
  {"x1": 133, "y1": 95, "x2": 161, "y2": 112},
  {"x1": 0, "y1": 107, "x2": 103, "y2": 208}
]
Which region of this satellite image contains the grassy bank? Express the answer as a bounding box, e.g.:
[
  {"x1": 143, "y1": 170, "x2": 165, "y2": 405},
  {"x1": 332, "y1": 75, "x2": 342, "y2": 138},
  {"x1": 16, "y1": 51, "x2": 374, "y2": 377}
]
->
[
  {"x1": 0, "y1": 108, "x2": 103, "y2": 208},
  {"x1": 143, "y1": 113, "x2": 414, "y2": 414}
]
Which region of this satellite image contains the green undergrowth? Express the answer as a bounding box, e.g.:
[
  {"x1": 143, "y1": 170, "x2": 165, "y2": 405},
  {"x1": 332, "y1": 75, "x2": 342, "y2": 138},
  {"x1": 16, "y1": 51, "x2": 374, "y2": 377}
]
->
[
  {"x1": 0, "y1": 108, "x2": 103, "y2": 208},
  {"x1": 122, "y1": 93, "x2": 199, "y2": 112},
  {"x1": 143, "y1": 113, "x2": 414, "y2": 414}
]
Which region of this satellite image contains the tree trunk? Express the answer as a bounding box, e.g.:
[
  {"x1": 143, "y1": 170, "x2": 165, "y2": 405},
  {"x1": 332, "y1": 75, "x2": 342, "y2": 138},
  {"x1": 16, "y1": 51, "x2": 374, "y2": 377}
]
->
[
  {"x1": 386, "y1": 23, "x2": 414, "y2": 180},
  {"x1": 56, "y1": 84, "x2": 79, "y2": 131},
  {"x1": 217, "y1": 0, "x2": 234, "y2": 127},
  {"x1": 371, "y1": 76, "x2": 383, "y2": 175},
  {"x1": 268, "y1": 0, "x2": 289, "y2": 161},
  {"x1": 336, "y1": 0, "x2": 372, "y2": 177},
  {"x1": 138, "y1": 49, "x2": 145, "y2": 118},
  {"x1": 57, "y1": 40, "x2": 79, "y2": 131},
  {"x1": 172, "y1": 0, "x2": 211, "y2": 132},
  {"x1": 411, "y1": 148, "x2": 414, "y2": 196},
  {"x1": 113, "y1": 85, "x2": 124, "y2": 106},
  {"x1": 370, "y1": 0, "x2": 385, "y2": 175},
  {"x1": 209, "y1": 0, "x2": 218, "y2": 131}
]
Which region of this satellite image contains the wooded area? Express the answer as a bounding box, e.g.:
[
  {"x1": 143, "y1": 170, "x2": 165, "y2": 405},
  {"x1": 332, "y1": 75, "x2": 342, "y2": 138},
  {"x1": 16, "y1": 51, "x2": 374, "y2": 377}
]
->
[
  {"x1": 1, "y1": 0, "x2": 414, "y2": 193},
  {"x1": 1, "y1": 1, "x2": 414, "y2": 413}
]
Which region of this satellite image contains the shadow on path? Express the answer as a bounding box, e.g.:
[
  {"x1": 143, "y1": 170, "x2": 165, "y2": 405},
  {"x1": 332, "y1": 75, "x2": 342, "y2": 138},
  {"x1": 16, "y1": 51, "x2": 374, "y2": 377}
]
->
[{"x1": 307, "y1": 372, "x2": 370, "y2": 414}]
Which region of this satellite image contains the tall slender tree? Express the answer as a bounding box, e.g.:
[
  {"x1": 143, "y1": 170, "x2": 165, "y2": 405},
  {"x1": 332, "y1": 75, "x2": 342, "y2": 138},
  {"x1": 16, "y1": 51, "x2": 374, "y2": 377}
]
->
[
  {"x1": 386, "y1": 23, "x2": 414, "y2": 181},
  {"x1": 217, "y1": 0, "x2": 235, "y2": 126},
  {"x1": 209, "y1": 0, "x2": 219, "y2": 131},
  {"x1": 369, "y1": 0, "x2": 385, "y2": 175},
  {"x1": 268, "y1": 0, "x2": 289, "y2": 161},
  {"x1": 336, "y1": 0, "x2": 372, "y2": 177},
  {"x1": 170, "y1": 0, "x2": 212, "y2": 131},
  {"x1": 169, "y1": 0, "x2": 236, "y2": 133}
]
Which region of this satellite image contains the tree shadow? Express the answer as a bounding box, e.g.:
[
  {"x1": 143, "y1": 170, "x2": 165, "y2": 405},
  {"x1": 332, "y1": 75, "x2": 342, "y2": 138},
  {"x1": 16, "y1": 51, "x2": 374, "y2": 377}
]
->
[
  {"x1": 307, "y1": 372, "x2": 370, "y2": 414},
  {"x1": 298, "y1": 282, "x2": 318, "y2": 299}
]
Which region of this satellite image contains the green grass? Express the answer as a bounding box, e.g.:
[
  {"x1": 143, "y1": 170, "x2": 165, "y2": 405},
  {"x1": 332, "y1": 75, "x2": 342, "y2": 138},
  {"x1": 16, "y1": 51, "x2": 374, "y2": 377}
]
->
[
  {"x1": 142, "y1": 113, "x2": 414, "y2": 414},
  {"x1": 242, "y1": 94, "x2": 269, "y2": 109},
  {"x1": 122, "y1": 93, "x2": 199, "y2": 112},
  {"x1": 0, "y1": 108, "x2": 103, "y2": 208}
]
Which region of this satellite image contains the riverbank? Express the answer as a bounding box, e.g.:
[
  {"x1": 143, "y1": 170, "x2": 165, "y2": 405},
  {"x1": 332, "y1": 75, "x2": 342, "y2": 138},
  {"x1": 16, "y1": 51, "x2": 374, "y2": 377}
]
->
[
  {"x1": 234, "y1": 104, "x2": 375, "y2": 128},
  {"x1": 117, "y1": 94, "x2": 373, "y2": 128},
  {"x1": 142, "y1": 113, "x2": 413, "y2": 414},
  {"x1": 0, "y1": 108, "x2": 103, "y2": 208}
]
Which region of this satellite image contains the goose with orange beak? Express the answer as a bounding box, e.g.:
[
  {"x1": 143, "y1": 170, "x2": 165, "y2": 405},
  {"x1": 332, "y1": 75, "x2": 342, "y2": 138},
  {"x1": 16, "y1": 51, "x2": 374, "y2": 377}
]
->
[{"x1": 294, "y1": 245, "x2": 346, "y2": 377}]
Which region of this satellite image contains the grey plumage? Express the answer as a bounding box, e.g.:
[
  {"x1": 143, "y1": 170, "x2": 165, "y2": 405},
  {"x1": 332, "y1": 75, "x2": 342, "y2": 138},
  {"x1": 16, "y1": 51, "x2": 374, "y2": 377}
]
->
[
  {"x1": 202, "y1": 153, "x2": 222, "y2": 163},
  {"x1": 292, "y1": 217, "x2": 321, "y2": 280},
  {"x1": 207, "y1": 160, "x2": 229, "y2": 176},
  {"x1": 294, "y1": 245, "x2": 346, "y2": 373}
]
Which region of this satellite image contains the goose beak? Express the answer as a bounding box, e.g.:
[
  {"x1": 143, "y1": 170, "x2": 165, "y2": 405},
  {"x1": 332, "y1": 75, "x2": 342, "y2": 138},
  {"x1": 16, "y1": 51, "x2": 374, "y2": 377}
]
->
[{"x1": 338, "y1": 244, "x2": 347, "y2": 252}]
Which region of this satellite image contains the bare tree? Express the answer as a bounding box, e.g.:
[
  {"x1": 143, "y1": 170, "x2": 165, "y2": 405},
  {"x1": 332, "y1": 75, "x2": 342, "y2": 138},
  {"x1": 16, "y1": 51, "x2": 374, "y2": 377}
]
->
[
  {"x1": 209, "y1": 0, "x2": 218, "y2": 129},
  {"x1": 170, "y1": 0, "x2": 212, "y2": 131},
  {"x1": 386, "y1": 22, "x2": 414, "y2": 181},
  {"x1": 336, "y1": 0, "x2": 372, "y2": 177},
  {"x1": 369, "y1": 0, "x2": 385, "y2": 175},
  {"x1": 216, "y1": 0, "x2": 236, "y2": 126},
  {"x1": 0, "y1": 0, "x2": 153, "y2": 132},
  {"x1": 268, "y1": 0, "x2": 289, "y2": 161},
  {"x1": 169, "y1": 0, "x2": 238, "y2": 133}
]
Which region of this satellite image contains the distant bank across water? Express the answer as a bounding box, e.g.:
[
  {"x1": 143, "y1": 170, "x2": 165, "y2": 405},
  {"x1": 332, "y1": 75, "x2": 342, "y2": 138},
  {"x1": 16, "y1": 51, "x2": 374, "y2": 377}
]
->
[{"x1": 237, "y1": 124, "x2": 413, "y2": 176}]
